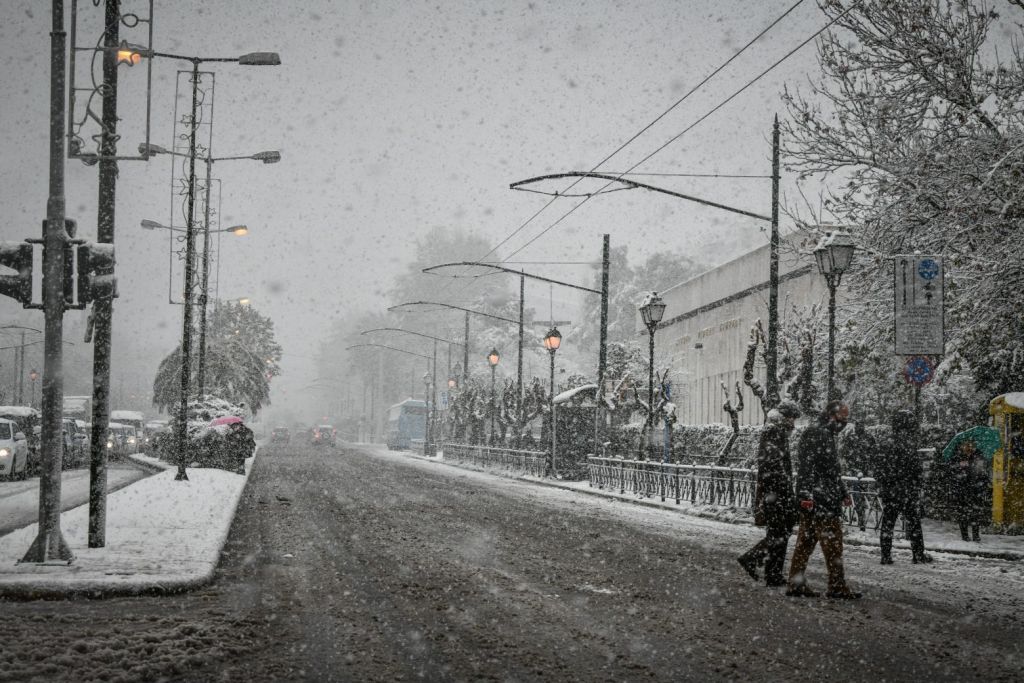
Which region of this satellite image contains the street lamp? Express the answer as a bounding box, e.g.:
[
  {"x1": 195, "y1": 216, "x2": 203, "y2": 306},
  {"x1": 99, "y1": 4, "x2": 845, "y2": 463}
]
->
[
  {"x1": 813, "y1": 230, "x2": 857, "y2": 402},
  {"x1": 29, "y1": 368, "x2": 39, "y2": 409},
  {"x1": 639, "y1": 292, "x2": 666, "y2": 460},
  {"x1": 141, "y1": 219, "x2": 249, "y2": 235},
  {"x1": 542, "y1": 327, "x2": 562, "y2": 475},
  {"x1": 487, "y1": 348, "x2": 500, "y2": 444}
]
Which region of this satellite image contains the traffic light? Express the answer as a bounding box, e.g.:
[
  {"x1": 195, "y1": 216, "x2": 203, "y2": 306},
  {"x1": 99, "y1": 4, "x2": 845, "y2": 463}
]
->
[
  {"x1": 0, "y1": 241, "x2": 33, "y2": 306},
  {"x1": 76, "y1": 242, "x2": 117, "y2": 306}
]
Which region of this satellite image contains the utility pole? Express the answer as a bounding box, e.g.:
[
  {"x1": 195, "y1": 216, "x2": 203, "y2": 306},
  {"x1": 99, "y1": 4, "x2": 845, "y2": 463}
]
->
[
  {"x1": 88, "y1": 0, "x2": 120, "y2": 549},
  {"x1": 23, "y1": 0, "x2": 74, "y2": 564},
  {"x1": 17, "y1": 331, "x2": 26, "y2": 404},
  {"x1": 765, "y1": 115, "x2": 781, "y2": 409},
  {"x1": 462, "y1": 311, "x2": 469, "y2": 386},
  {"x1": 596, "y1": 234, "x2": 609, "y2": 453}
]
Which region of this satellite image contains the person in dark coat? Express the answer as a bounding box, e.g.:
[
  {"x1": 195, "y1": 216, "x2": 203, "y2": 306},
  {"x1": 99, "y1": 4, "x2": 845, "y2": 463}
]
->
[
  {"x1": 738, "y1": 401, "x2": 801, "y2": 587},
  {"x1": 225, "y1": 422, "x2": 255, "y2": 474},
  {"x1": 876, "y1": 408, "x2": 931, "y2": 564},
  {"x1": 787, "y1": 400, "x2": 861, "y2": 599},
  {"x1": 950, "y1": 440, "x2": 988, "y2": 542}
]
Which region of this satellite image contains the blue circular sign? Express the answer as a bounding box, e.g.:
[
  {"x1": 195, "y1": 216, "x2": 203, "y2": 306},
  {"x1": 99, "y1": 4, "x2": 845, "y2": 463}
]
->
[
  {"x1": 904, "y1": 356, "x2": 935, "y2": 386},
  {"x1": 918, "y1": 259, "x2": 939, "y2": 280}
]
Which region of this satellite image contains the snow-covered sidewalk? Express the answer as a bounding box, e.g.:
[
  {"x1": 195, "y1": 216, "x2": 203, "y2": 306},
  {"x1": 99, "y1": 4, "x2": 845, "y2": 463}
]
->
[
  {"x1": 0, "y1": 453, "x2": 254, "y2": 599},
  {"x1": 411, "y1": 448, "x2": 1024, "y2": 562}
]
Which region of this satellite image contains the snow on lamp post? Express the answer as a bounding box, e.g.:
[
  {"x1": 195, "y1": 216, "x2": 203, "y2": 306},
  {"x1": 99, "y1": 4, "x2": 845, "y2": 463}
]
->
[
  {"x1": 487, "y1": 348, "x2": 500, "y2": 444},
  {"x1": 813, "y1": 230, "x2": 856, "y2": 402},
  {"x1": 542, "y1": 327, "x2": 562, "y2": 476},
  {"x1": 639, "y1": 292, "x2": 666, "y2": 460}
]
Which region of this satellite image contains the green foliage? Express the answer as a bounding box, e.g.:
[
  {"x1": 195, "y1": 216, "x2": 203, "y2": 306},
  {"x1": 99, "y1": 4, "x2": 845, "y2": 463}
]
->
[{"x1": 152, "y1": 302, "x2": 281, "y2": 415}]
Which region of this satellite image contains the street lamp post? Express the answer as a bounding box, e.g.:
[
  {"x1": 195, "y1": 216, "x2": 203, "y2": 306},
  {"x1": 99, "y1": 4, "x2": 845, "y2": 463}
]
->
[
  {"x1": 543, "y1": 327, "x2": 562, "y2": 476},
  {"x1": 29, "y1": 368, "x2": 39, "y2": 409},
  {"x1": 136, "y1": 50, "x2": 279, "y2": 483},
  {"x1": 813, "y1": 230, "x2": 857, "y2": 402},
  {"x1": 487, "y1": 348, "x2": 500, "y2": 445},
  {"x1": 422, "y1": 371, "x2": 433, "y2": 455},
  {"x1": 639, "y1": 292, "x2": 666, "y2": 460}
]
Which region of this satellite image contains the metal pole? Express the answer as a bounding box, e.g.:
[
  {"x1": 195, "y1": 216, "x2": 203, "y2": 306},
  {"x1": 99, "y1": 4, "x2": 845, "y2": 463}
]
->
[
  {"x1": 22, "y1": 0, "x2": 73, "y2": 563},
  {"x1": 490, "y1": 364, "x2": 496, "y2": 443},
  {"x1": 549, "y1": 349, "x2": 556, "y2": 476},
  {"x1": 765, "y1": 115, "x2": 781, "y2": 409},
  {"x1": 428, "y1": 340, "x2": 436, "y2": 455},
  {"x1": 826, "y1": 276, "x2": 837, "y2": 402},
  {"x1": 648, "y1": 326, "x2": 655, "y2": 461},
  {"x1": 88, "y1": 0, "x2": 120, "y2": 547},
  {"x1": 17, "y1": 332, "x2": 25, "y2": 404},
  {"x1": 517, "y1": 273, "x2": 524, "y2": 445},
  {"x1": 596, "y1": 234, "x2": 609, "y2": 452},
  {"x1": 175, "y1": 60, "x2": 202, "y2": 482},
  {"x1": 196, "y1": 155, "x2": 214, "y2": 397},
  {"x1": 463, "y1": 311, "x2": 469, "y2": 387}
]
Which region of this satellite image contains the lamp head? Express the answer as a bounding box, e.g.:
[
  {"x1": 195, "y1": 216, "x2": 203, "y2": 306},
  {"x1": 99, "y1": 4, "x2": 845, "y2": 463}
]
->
[
  {"x1": 229, "y1": 225, "x2": 249, "y2": 236},
  {"x1": 140, "y1": 219, "x2": 164, "y2": 230},
  {"x1": 29, "y1": 369, "x2": 39, "y2": 381},
  {"x1": 238, "y1": 52, "x2": 281, "y2": 66},
  {"x1": 639, "y1": 291, "x2": 666, "y2": 329},
  {"x1": 542, "y1": 327, "x2": 562, "y2": 352},
  {"x1": 252, "y1": 150, "x2": 281, "y2": 164},
  {"x1": 813, "y1": 229, "x2": 857, "y2": 276},
  {"x1": 447, "y1": 377, "x2": 457, "y2": 389},
  {"x1": 138, "y1": 142, "x2": 169, "y2": 158},
  {"x1": 487, "y1": 348, "x2": 500, "y2": 367},
  {"x1": 237, "y1": 297, "x2": 251, "y2": 306}
]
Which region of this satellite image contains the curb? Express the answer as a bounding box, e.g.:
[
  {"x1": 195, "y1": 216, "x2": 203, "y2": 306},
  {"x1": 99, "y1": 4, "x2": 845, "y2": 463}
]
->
[
  {"x1": 0, "y1": 448, "x2": 259, "y2": 601},
  {"x1": 402, "y1": 452, "x2": 1024, "y2": 563}
]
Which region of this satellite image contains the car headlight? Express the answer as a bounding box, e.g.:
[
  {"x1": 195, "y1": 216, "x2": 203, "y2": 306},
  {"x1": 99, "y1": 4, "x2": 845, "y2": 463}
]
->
[
  {"x1": 0, "y1": 448, "x2": 9, "y2": 457},
  {"x1": 128, "y1": 437, "x2": 136, "y2": 444},
  {"x1": 106, "y1": 441, "x2": 113, "y2": 449}
]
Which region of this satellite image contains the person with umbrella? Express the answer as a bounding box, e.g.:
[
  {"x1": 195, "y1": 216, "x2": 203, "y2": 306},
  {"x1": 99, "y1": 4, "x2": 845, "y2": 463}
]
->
[
  {"x1": 876, "y1": 408, "x2": 931, "y2": 564},
  {"x1": 951, "y1": 439, "x2": 989, "y2": 542},
  {"x1": 943, "y1": 426, "x2": 998, "y2": 542}
]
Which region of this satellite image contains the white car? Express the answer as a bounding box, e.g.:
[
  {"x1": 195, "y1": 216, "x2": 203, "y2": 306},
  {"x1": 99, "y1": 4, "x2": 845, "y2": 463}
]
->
[{"x1": 0, "y1": 418, "x2": 29, "y2": 481}]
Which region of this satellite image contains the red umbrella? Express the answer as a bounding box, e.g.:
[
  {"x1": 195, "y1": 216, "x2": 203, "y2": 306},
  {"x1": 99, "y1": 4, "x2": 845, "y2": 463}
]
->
[{"x1": 209, "y1": 416, "x2": 243, "y2": 426}]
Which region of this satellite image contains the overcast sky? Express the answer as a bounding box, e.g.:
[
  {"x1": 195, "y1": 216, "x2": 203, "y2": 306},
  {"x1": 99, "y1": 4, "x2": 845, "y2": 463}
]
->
[{"x1": 0, "y1": 0, "x2": 828, "y2": 418}]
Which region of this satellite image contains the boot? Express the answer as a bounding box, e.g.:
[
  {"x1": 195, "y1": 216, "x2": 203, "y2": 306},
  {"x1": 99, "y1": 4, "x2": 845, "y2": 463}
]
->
[
  {"x1": 737, "y1": 553, "x2": 760, "y2": 581},
  {"x1": 959, "y1": 522, "x2": 970, "y2": 542},
  {"x1": 972, "y1": 526, "x2": 981, "y2": 542}
]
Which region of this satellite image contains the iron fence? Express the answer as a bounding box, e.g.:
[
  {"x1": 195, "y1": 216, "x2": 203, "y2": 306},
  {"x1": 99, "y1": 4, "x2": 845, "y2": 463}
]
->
[
  {"x1": 441, "y1": 442, "x2": 548, "y2": 478},
  {"x1": 586, "y1": 457, "x2": 887, "y2": 530}
]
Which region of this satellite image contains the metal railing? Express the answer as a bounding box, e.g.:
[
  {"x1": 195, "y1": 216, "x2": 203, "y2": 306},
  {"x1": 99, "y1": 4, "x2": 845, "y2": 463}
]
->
[
  {"x1": 442, "y1": 442, "x2": 548, "y2": 478},
  {"x1": 586, "y1": 457, "x2": 887, "y2": 530}
]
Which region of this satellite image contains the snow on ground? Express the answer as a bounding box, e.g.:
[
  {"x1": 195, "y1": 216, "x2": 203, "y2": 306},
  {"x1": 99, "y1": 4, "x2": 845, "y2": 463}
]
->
[
  {"x1": 369, "y1": 444, "x2": 1024, "y2": 620},
  {"x1": 0, "y1": 454, "x2": 254, "y2": 598}
]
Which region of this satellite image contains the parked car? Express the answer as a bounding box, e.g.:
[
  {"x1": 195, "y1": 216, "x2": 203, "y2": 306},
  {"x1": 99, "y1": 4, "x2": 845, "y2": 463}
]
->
[
  {"x1": 311, "y1": 425, "x2": 336, "y2": 447},
  {"x1": 62, "y1": 418, "x2": 88, "y2": 469},
  {"x1": 0, "y1": 418, "x2": 30, "y2": 481},
  {"x1": 0, "y1": 406, "x2": 40, "y2": 474},
  {"x1": 271, "y1": 426, "x2": 291, "y2": 444}
]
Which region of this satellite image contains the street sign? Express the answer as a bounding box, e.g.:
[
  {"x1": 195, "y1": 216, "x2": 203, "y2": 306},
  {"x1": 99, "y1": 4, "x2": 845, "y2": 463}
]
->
[
  {"x1": 903, "y1": 356, "x2": 935, "y2": 387},
  {"x1": 894, "y1": 254, "x2": 944, "y2": 355}
]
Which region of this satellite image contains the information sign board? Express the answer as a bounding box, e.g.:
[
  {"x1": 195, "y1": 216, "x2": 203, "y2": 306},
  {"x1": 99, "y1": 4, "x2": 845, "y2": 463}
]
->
[{"x1": 894, "y1": 255, "x2": 944, "y2": 355}]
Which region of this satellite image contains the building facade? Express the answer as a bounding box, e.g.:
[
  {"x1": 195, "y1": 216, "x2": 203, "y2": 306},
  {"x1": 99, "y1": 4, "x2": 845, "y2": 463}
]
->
[{"x1": 649, "y1": 239, "x2": 828, "y2": 427}]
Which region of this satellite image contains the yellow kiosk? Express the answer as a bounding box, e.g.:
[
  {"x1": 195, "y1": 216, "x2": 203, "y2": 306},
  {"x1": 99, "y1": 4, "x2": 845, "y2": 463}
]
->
[{"x1": 989, "y1": 392, "x2": 1024, "y2": 526}]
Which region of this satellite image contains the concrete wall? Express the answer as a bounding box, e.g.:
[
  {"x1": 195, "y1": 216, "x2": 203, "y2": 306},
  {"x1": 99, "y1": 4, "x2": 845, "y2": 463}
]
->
[{"x1": 644, "y1": 239, "x2": 827, "y2": 426}]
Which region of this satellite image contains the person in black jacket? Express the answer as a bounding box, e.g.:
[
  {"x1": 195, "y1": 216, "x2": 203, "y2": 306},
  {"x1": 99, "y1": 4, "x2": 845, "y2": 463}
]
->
[
  {"x1": 877, "y1": 408, "x2": 931, "y2": 564},
  {"x1": 787, "y1": 400, "x2": 861, "y2": 599},
  {"x1": 738, "y1": 401, "x2": 801, "y2": 587},
  {"x1": 225, "y1": 422, "x2": 255, "y2": 474},
  {"x1": 950, "y1": 440, "x2": 988, "y2": 542}
]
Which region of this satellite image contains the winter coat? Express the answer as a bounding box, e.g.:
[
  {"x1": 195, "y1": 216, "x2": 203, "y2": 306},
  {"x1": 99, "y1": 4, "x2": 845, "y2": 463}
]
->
[
  {"x1": 754, "y1": 423, "x2": 796, "y2": 527},
  {"x1": 841, "y1": 428, "x2": 877, "y2": 476},
  {"x1": 875, "y1": 431, "x2": 924, "y2": 506},
  {"x1": 225, "y1": 426, "x2": 256, "y2": 464},
  {"x1": 950, "y1": 457, "x2": 989, "y2": 523},
  {"x1": 795, "y1": 422, "x2": 848, "y2": 519}
]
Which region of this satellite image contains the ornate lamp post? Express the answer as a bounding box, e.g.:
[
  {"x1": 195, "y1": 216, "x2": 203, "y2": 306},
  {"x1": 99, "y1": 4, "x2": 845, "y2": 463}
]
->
[
  {"x1": 487, "y1": 348, "x2": 500, "y2": 444},
  {"x1": 639, "y1": 292, "x2": 666, "y2": 460},
  {"x1": 423, "y1": 371, "x2": 433, "y2": 455},
  {"x1": 542, "y1": 327, "x2": 562, "y2": 475},
  {"x1": 29, "y1": 368, "x2": 39, "y2": 409},
  {"x1": 813, "y1": 230, "x2": 857, "y2": 402}
]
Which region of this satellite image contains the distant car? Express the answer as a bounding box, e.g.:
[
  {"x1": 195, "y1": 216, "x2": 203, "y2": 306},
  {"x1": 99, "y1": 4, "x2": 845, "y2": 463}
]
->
[
  {"x1": 311, "y1": 425, "x2": 336, "y2": 447},
  {"x1": 0, "y1": 418, "x2": 29, "y2": 481},
  {"x1": 62, "y1": 418, "x2": 88, "y2": 469},
  {"x1": 271, "y1": 427, "x2": 291, "y2": 444}
]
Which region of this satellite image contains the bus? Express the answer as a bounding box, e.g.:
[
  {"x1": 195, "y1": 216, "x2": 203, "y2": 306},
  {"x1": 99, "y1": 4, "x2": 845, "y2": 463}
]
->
[{"x1": 386, "y1": 399, "x2": 427, "y2": 450}]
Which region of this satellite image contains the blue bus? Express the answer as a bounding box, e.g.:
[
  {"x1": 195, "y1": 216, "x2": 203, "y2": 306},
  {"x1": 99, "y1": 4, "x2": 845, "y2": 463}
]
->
[{"x1": 386, "y1": 399, "x2": 427, "y2": 450}]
